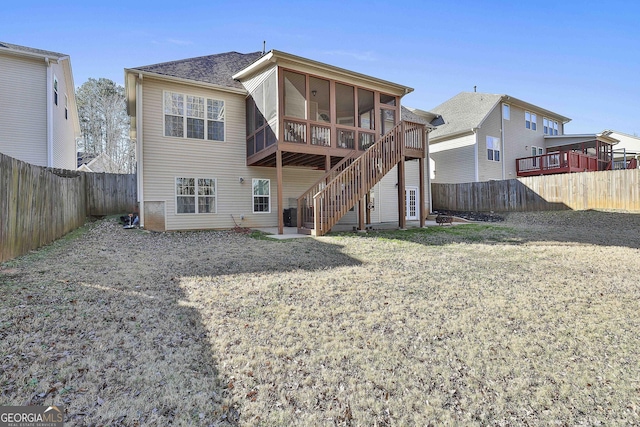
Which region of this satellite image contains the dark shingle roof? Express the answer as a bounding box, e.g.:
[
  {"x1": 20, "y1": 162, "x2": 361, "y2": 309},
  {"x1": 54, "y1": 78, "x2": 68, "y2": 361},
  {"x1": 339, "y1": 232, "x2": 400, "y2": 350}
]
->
[
  {"x1": 428, "y1": 92, "x2": 503, "y2": 139},
  {"x1": 131, "y1": 51, "x2": 264, "y2": 89},
  {"x1": 0, "y1": 41, "x2": 67, "y2": 59},
  {"x1": 401, "y1": 106, "x2": 430, "y2": 125}
]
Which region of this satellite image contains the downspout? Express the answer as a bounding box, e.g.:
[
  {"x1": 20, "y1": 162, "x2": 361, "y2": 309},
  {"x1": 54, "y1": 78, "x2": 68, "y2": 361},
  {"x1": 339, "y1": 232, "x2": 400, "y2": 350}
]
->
[
  {"x1": 501, "y1": 104, "x2": 506, "y2": 180},
  {"x1": 136, "y1": 74, "x2": 144, "y2": 227},
  {"x1": 473, "y1": 128, "x2": 479, "y2": 182},
  {"x1": 45, "y1": 57, "x2": 54, "y2": 167}
]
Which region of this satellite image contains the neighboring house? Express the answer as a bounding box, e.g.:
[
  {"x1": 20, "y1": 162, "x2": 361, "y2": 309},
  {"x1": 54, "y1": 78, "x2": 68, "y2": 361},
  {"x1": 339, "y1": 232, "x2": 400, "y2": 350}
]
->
[
  {"x1": 428, "y1": 92, "x2": 618, "y2": 182},
  {"x1": 125, "y1": 50, "x2": 438, "y2": 235},
  {"x1": 601, "y1": 130, "x2": 640, "y2": 169},
  {"x1": 0, "y1": 41, "x2": 80, "y2": 169},
  {"x1": 77, "y1": 152, "x2": 120, "y2": 173}
]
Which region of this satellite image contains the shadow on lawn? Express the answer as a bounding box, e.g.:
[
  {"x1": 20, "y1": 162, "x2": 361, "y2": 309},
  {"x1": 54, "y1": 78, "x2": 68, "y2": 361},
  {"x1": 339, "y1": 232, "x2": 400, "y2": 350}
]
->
[
  {"x1": 335, "y1": 210, "x2": 640, "y2": 250},
  {"x1": 0, "y1": 219, "x2": 362, "y2": 426}
]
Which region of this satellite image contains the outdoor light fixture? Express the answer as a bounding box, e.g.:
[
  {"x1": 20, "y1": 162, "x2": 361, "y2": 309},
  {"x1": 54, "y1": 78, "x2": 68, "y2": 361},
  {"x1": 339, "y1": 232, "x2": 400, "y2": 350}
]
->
[
  {"x1": 239, "y1": 177, "x2": 244, "y2": 183},
  {"x1": 311, "y1": 90, "x2": 317, "y2": 97}
]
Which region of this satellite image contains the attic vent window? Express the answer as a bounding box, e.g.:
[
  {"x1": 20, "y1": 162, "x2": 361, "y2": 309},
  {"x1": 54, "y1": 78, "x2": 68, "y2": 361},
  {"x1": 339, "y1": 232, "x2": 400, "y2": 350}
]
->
[{"x1": 502, "y1": 103, "x2": 510, "y2": 120}]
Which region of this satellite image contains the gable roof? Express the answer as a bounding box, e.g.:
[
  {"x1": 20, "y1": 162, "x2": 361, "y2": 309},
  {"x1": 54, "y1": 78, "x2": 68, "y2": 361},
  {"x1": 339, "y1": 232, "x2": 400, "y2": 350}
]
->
[
  {"x1": 130, "y1": 51, "x2": 264, "y2": 90},
  {"x1": 428, "y1": 91, "x2": 571, "y2": 140},
  {"x1": 0, "y1": 41, "x2": 67, "y2": 59},
  {"x1": 428, "y1": 92, "x2": 503, "y2": 139}
]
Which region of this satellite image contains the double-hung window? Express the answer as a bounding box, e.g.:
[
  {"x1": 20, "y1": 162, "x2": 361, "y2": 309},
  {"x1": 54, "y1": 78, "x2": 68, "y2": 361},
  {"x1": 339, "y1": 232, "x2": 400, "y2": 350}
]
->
[
  {"x1": 525, "y1": 111, "x2": 537, "y2": 131},
  {"x1": 164, "y1": 91, "x2": 225, "y2": 141},
  {"x1": 252, "y1": 179, "x2": 270, "y2": 213},
  {"x1": 487, "y1": 136, "x2": 501, "y2": 162},
  {"x1": 543, "y1": 118, "x2": 559, "y2": 135},
  {"x1": 175, "y1": 177, "x2": 216, "y2": 214},
  {"x1": 524, "y1": 111, "x2": 538, "y2": 130}
]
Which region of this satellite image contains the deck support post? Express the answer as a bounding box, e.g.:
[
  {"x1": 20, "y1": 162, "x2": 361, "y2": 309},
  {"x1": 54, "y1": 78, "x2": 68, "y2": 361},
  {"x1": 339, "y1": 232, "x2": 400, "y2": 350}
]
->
[
  {"x1": 419, "y1": 156, "x2": 425, "y2": 228},
  {"x1": 277, "y1": 149, "x2": 284, "y2": 235}
]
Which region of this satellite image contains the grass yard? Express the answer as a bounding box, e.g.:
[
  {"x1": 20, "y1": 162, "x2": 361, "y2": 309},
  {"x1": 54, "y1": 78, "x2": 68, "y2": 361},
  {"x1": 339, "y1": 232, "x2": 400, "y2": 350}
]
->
[{"x1": 1, "y1": 210, "x2": 639, "y2": 426}]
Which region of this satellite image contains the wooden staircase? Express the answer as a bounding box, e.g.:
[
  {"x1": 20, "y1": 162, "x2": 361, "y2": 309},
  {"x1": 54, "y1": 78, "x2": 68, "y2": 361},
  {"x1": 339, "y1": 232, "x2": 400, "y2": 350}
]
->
[{"x1": 297, "y1": 121, "x2": 425, "y2": 236}]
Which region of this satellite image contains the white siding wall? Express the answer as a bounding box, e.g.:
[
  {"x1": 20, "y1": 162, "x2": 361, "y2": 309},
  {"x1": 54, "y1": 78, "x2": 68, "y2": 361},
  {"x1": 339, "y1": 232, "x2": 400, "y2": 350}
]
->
[
  {"x1": 430, "y1": 134, "x2": 476, "y2": 183},
  {"x1": 140, "y1": 77, "x2": 324, "y2": 231},
  {"x1": 51, "y1": 60, "x2": 77, "y2": 169},
  {"x1": 372, "y1": 159, "x2": 427, "y2": 223},
  {"x1": 0, "y1": 53, "x2": 47, "y2": 166}
]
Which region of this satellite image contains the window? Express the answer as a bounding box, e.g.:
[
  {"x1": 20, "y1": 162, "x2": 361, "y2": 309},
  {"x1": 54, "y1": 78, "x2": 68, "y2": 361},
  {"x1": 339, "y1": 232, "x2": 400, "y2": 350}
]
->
[
  {"x1": 175, "y1": 177, "x2": 216, "y2": 214},
  {"x1": 310, "y1": 77, "x2": 330, "y2": 122},
  {"x1": 164, "y1": 91, "x2": 224, "y2": 141},
  {"x1": 64, "y1": 95, "x2": 68, "y2": 120},
  {"x1": 503, "y1": 103, "x2": 510, "y2": 120},
  {"x1": 487, "y1": 136, "x2": 500, "y2": 161},
  {"x1": 187, "y1": 95, "x2": 204, "y2": 139},
  {"x1": 543, "y1": 117, "x2": 559, "y2": 135},
  {"x1": 358, "y1": 88, "x2": 374, "y2": 130},
  {"x1": 253, "y1": 179, "x2": 270, "y2": 213},
  {"x1": 207, "y1": 99, "x2": 224, "y2": 141},
  {"x1": 53, "y1": 76, "x2": 58, "y2": 106},
  {"x1": 336, "y1": 83, "x2": 355, "y2": 126},
  {"x1": 284, "y1": 70, "x2": 306, "y2": 119},
  {"x1": 525, "y1": 111, "x2": 537, "y2": 131},
  {"x1": 380, "y1": 109, "x2": 396, "y2": 135}
]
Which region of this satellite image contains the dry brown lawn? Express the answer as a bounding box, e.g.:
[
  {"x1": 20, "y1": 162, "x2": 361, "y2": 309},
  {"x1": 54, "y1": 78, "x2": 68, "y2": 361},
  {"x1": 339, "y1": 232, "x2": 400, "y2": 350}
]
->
[{"x1": 1, "y1": 210, "x2": 639, "y2": 426}]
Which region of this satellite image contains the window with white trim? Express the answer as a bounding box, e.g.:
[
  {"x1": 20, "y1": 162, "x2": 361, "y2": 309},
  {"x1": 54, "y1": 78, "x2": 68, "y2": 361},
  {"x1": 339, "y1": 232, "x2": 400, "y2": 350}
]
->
[
  {"x1": 487, "y1": 136, "x2": 501, "y2": 162},
  {"x1": 543, "y1": 117, "x2": 559, "y2": 135},
  {"x1": 53, "y1": 76, "x2": 59, "y2": 106},
  {"x1": 175, "y1": 177, "x2": 217, "y2": 214},
  {"x1": 525, "y1": 111, "x2": 537, "y2": 131},
  {"x1": 252, "y1": 179, "x2": 270, "y2": 213},
  {"x1": 64, "y1": 95, "x2": 68, "y2": 120},
  {"x1": 164, "y1": 91, "x2": 225, "y2": 141},
  {"x1": 502, "y1": 103, "x2": 510, "y2": 120}
]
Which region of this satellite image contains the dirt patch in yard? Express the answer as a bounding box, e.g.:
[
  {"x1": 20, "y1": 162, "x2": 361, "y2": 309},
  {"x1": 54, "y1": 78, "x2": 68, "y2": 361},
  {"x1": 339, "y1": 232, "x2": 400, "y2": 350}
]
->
[{"x1": 1, "y1": 210, "x2": 639, "y2": 425}]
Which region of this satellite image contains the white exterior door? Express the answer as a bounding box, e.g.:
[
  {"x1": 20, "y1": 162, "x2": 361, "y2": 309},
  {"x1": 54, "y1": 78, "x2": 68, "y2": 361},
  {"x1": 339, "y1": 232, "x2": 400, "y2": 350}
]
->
[{"x1": 405, "y1": 187, "x2": 418, "y2": 220}]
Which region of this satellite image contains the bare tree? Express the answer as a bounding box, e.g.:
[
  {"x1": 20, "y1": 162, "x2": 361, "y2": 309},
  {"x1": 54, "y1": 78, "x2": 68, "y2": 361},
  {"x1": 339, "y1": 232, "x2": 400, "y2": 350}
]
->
[{"x1": 76, "y1": 78, "x2": 135, "y2": 173}]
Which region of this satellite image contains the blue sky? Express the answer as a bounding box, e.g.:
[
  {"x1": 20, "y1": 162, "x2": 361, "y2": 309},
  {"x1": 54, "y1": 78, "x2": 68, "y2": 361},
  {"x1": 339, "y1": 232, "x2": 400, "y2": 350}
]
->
[{"x1": 2, "y1": 0, "x2": 639, "y2": 135}]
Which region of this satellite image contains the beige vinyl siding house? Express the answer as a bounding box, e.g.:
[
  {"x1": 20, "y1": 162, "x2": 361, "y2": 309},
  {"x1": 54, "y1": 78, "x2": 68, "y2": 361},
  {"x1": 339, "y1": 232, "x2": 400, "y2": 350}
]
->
[
  {"x1": 127, "y1": 50, "x2": 433, "y2": 233},
  {"x1": 429, "y1": 92, "x2": 570, "y2": 183},
  {"x1": 0, "y1": 42, "x2": 80, "y2": 170}
]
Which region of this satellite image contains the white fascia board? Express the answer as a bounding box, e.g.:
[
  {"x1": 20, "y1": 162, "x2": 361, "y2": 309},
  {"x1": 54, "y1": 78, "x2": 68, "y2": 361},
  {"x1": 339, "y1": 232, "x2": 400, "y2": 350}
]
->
[{"x1": 233, "y1": 50, "x2": 413, "y2": 97}]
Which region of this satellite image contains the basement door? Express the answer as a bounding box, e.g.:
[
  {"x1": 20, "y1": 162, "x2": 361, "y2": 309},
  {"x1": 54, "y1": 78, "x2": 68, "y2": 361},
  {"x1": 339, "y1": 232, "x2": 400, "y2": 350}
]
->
[{"x1": 405, "y1": 186, "x2": 418, "y2": 220}]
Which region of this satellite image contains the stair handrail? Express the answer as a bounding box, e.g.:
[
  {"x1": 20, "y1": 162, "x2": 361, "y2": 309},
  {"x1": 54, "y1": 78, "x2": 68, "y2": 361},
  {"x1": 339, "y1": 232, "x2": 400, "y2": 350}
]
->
[
  {"x1": 296, "y1": 150, "x2": 358, "y2": 231},
  {"x1": 313, "y1": 121, "x2": 408, "y2": 235}
]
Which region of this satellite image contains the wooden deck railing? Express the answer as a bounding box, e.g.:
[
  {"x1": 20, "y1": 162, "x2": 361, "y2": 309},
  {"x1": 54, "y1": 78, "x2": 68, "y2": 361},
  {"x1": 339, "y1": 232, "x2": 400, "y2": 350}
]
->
[
  {"x1": 307, "y1": 121, "x2": 423, "y2": 236},
  {"x1": 516, "y1": 151, "x2": 600, "y2": 177}
]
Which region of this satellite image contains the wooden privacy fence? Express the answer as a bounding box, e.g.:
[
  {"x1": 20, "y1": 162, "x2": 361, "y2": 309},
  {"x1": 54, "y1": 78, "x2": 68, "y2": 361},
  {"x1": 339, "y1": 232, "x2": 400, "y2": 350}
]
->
[
  {"x1": 0, "y1": 153, "x2": 136, "y2": 262},
  {"x1": 432, "y1": 169, "x2": 640, "y2": 213}
]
